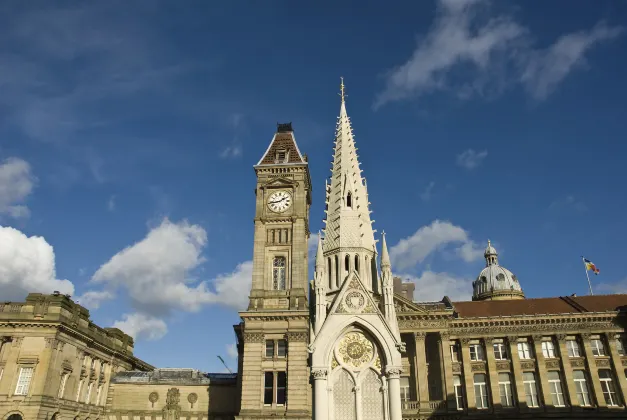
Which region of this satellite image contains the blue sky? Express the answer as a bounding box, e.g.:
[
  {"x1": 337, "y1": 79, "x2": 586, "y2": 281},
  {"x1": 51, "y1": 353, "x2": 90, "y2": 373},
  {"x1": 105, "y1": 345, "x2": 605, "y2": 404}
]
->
[{"x1": 1, "y1": 0, "x2": 627, "y2": 372}]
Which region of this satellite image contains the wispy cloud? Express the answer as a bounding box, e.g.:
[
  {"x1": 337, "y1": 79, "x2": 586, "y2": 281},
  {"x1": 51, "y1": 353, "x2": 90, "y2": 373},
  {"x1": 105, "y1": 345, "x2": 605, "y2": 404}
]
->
[
  {"x1": 420, "y1": 181, "x2": 436, "y2": 202},
  {"x1": 456, "y1": 149, "x2": 488, "y2": 170},
  {"x1": 107, "y1": 195, "x2": 116, "y2": 212},
  {"x1": 0, "y1": 157, "x2": 37, "y2": 219},
  {"x1": 219, "y1": 113, "x2": 245, "y2": 159},
  {"x1": 549, "y1": 195, "x2": 587, "y2": 213},
  {"x1": 375, "y1": 0, "x2": 623, "y2": 107}
]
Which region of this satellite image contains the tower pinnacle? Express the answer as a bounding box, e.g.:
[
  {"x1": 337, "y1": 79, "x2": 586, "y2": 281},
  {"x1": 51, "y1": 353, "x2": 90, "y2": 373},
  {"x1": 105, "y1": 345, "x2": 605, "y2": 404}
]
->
[{"x1": 339, "y1": 77, "x2": 346, "y2": 103}]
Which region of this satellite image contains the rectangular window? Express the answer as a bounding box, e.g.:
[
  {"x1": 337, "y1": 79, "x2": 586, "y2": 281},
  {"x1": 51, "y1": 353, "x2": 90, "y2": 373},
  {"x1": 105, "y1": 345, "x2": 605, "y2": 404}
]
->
[
  {"x1": 265, "y1": 340, "x2": 275, "y2": 358},
  {"x1": 517, "y1": 342, "x2": 532, "y2": 360},
  {"x1": 473, "y1": 373, "x2": 489, "y2": 409},
  {"x1": 616, "y1": 338, "x2": 626, "y2": 356},
  {"x1": 567, "y1": 340, "x2": 581, "y2": 357},
  {"x1": 14, "y1": 367, "x2": 34, "y2": 396},
  {"x1": 58, "y1": 373, "x2": 69, "y2": 399},
  {"x1": 493, "y1": 343, "x2": 508, "y2": 360},
  {"x1": 573, "y1": 370, "x2": 591, "y2": 406},
  {"x1": 276, "y1": 150, "x2": 287, "y2": 163},
  {"x1": 264, "y1": 372, "x2": 274, "y2": 405},
  {"x1": 272, "y1": 257, "x2": 287, "y2": 290},
  {"x1": 453, "y1": 375, "x2": 464, "y2": 410},
  {"x1": 523, "y1": 372, "x2": 539, "y2": 407},
  {"x1": 277, "y1": 340, "x2": 287, "y2": 357},
  {"x1": 276, "y1": 372, "x2": 287, "y2": 405},
  {"x1": 400, "y1": 377, "x2": 411, "y2": 402},
  {"x1": 591, "y1": 339, "x2": 606, "y2": 356},
  {"x1": 76, "y1": 379, "x2": 84, "y2": 402},
  {"x1": 542, "y1": 340, "x2": 556, "y2": 358},
  {"x1": 547, "y1": 371, "x2": 565, "y2": 407},
  {"x1": 599, "y1": 369, "x2": 619, "y2": 406},
  {"x1": 469, "y1": 344, "x2": 484, "y2": 361},
  {"x1": 85, "y1": 382, "x2": 93, "y2": 403},
  {"x1": 498, "y1": 372, "x2": 514, "y2": 407},
  {"x1": 450, "y1": 343, "x2": 460, "y2": 362}
]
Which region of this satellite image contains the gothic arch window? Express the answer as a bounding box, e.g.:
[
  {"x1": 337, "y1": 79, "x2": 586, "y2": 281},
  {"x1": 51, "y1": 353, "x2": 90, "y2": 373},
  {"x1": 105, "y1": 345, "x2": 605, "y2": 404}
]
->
[
  {"x1": 273, "y1": 257, "x2": 287, "y2": 290},
  {"x1": 335, "y1": 255, "x2": 339, "y2": 287},
  {"x1": 346, "y1": 192, "x2": 353, "y2": 208},
  {"x1": 328, "y1": 257, "x2": 332, "y2": 289},
  {"x1": 354, "y1": 255, "x2": 359, "y2": 273},
  {"x1": 345, "y1": 255, "x2": 350, "y2": 272}
]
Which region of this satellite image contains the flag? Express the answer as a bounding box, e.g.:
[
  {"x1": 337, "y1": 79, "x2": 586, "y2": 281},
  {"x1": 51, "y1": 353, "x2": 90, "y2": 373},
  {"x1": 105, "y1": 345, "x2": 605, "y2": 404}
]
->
[{"x1": 583, "y1": 258, "x2": 600, "y2": 275}]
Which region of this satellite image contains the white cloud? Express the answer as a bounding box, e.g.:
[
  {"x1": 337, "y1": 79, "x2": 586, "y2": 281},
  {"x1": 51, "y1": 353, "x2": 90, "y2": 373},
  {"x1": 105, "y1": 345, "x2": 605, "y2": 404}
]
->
[
  {"x1": 308, "y1": 232, "x2": 320, "y2": 255},
  {"x1": 107, "y1": 195, "x2": 116, "y2": 212},
  {"x1": 521, "y1": 23, "x2": 624, "y2": 100},
  {"x1": 74, "y1": 290, "x2": 114, "y2": 309},
  {"x1": 456, "y1": 149, "x2": 488, "y2": 170},
  {"x1": 401, "y1": 270, "x2": 473, "y2": 302},
  {"x1": 420, "y1": 181, "x2": 436, "y2": 202},
  {"x1": 219, "y1": 145, "x2": 242, "y2": 159},
  {"x1": 0, "y1": 225, "x2": 74, "y2": 300},
  {"x1": 0, "y1": 157, "x2": 37, "y2": 219},
  {"x1": 596, "y1": 278, "x2": 627, "y2": 295},
  {"x1": 226, "y1": 343, "x2": 238, "y2": 359},
  {"x1": 549, "y1": 195, "x2": 587, "y2": 213},
  {"x1": 390, "y1": 220, "x2": 483, "y2": 270},
  {"x1": 91, "y1": 218, "x2": 251, "y2": 315},
  {"x1": 375, "y1": 0, "x2": 623, "y2": 107},
  {"x1": 112, "y1": 313, "x2": 168, "y2": 341}
]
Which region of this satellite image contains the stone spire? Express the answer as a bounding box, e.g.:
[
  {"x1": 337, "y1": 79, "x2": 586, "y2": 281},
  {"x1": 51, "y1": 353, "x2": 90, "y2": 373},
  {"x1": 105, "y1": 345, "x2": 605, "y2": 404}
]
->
[
  {"x1": 313, "y1": 233, "x2": 327, "y2": 334},
  {"x1": 380, "y1": 232, "x2": 399, "y2": 339},
  {"x1": 381, "y1": 231, "x2": 391, "y2": 272},
  {"x1": 322, "y1": 79, "x2": 377, "y2": 291}
]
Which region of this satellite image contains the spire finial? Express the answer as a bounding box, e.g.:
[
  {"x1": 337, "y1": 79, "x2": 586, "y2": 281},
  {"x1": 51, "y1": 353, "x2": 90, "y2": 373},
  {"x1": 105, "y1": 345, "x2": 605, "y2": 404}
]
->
[
  {"x1": 487, "y1": 239, "x2": 491, "y2": 247},
  {"x1": 339, "y1": 77, "x2": 346, "y2": 103}
]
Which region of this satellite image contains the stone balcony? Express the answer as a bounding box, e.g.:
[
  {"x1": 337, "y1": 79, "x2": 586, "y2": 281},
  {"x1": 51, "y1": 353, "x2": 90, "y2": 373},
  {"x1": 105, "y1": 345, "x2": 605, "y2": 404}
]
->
[{"x1": 402, "y1": 400, "x2": 447, "y2": 417}]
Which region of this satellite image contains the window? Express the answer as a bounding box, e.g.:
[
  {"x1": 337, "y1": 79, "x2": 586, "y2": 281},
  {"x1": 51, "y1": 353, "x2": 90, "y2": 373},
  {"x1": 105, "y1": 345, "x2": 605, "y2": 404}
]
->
[
  {"x1": 469, "y1": 344, "x2": 484, "y2": 361},
  {"x1": 335, "y1": 255, "x2": 339, "y2": 285},
  {"x1": 344, "y1": 255, "x2": 349, "y2": 271},
  {"x1": 327, "y1": 257, "x2": 332, "y2": 287},
  {"x1": 276, "y1": 150, "x2": 287, "y2": 163},
  {"x1": 542, "y1": 340, "x2": 556, "y2": 358},
  {"x1": 591, "y1": 339, "x2": 606, "y2": 356},
  {"x1": 277, "y1": 339, "x2": 287, "y2": 357},
  {"x1": 76, "y1": 379, "x2": 84, "y2": 401},
  {"x1": 58, "y1": 373, "x2": 69, "y2": 398},
  {"x1": 346, "y1": 192, "x2": 352, "y2": 208},
  {"x1": 599, "y1": 369, "x2": 619, "y2": 406},
  {"x1": 265, "y1": 340, "x2": 275, "y2": 358},
  {"x1": 14, "y1": 367, "x2": 33, "y2": 395},
  {"x1": 85, "y1": 382, "x2": 93, "y2": 403},
  {"x1": 453, "y1": 375, "x2": 464, "y2": 410},
  {"x1": 617, "y1": 337, "x2": 625, "y2": 356},
  {"x1": 547, "y1": 371, "x2": 565, "y2": 407},
  {"x1": 496, "y1": 273, "x2": 505, "y2": 281},
  {"x1": 264, "y1": 371, "x2": 287, "y2": 405},
  {"x1": 523, "y1": 372, "x2": 539, "y2": 407},
  {"x1": 567, "y1": 340, "x2": 581, "y2": 357},
  {"x1": 354, "y1": 255, "x2": 359, "y2": 272},
  {"x1": 498, "y1": 373, "x2": 514, "y2": 407},
  {"x1": 450, "y1": 343, "x2": 460, "y2": 362},
  {"x1": 473, "y1": 373, "x2": 489, "y2": 409},
  {"x1": 517, "y1": 342, "x2": 532, "y2": 360},
  {"x1": 272, "y1": 257, "x2": 286, "y2": 290},
  {"x1": 573, "y1": 370, "x2": 591, "y2": 406},
  {"x1": 493, "y1": 343, "x2": 508, "y2": 360},
  {"x1": 400, "y1": 377, "x2": 411, "y2": 402}
]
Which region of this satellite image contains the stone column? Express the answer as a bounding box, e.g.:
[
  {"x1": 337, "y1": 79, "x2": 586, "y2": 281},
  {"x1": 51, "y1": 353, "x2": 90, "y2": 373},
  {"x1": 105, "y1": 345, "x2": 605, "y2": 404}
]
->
[
  {"x1": 507, "y1": 336, "x2": 527, "y2": 412},
  {"x1": 387, "y1": 368, "x2": 403, "y2": 420},
  {"x1": 580, "y1": 333, "x2": 606, "y2": 408},
  {"x1": 312, "y1": 369, "x2": 329, "y2": 420},
  {"x1": 605, "y1": 333, "x2": 627, "y2": 404},
  {"x1": 555, "y1": 334, "x2": 579, "y2": 408},
  {"x1": 460, "y1": 338, "x2": 476, "y2": 410},
  {"x1": 414, "y1": 332, "x2": 429, "y2": 403},
  {"x1": 485, "y1": 338, "x2": 500, "y2": 412},
  {"x1": 439, "y1": 333, "x2": 456, "y2": 410},
  {"x1": 532, "y1": 335, "x2": 553, "y2": 409}
]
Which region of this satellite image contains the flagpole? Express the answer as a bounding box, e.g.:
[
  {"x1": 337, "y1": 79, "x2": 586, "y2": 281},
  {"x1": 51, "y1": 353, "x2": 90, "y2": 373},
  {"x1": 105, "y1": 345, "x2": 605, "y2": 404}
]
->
[{"x1": 582, "y1": 256, "x2": 594, "y2": 296}]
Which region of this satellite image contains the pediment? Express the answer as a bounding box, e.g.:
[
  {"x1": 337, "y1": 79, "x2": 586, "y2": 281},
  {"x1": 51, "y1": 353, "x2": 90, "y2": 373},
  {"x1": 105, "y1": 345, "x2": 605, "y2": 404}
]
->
[
  {"x1": 259, "y1": 177, "x2": 298, "y2": 189},
  {"x1": 329, "y1": 270, "x2": 380, "y2": 316},
  {"x1": 393, "y1": 294, "x2": 428, "y2": 314}
]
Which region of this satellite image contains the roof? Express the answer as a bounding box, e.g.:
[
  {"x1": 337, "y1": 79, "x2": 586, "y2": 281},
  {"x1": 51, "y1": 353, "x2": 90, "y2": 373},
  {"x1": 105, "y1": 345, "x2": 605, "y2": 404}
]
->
[
  {"x1": 453, "y1": 294, "x2": 627, "y2": 318},
  {"x1": 256, "y1": 126, "x2": 306, "y2": 166}
]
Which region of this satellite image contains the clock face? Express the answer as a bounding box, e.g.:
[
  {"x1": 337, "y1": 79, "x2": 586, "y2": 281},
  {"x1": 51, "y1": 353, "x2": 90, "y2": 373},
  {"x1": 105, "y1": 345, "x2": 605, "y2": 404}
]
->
[{"x1": 267, "y1": 190, "x2": 292, "y2": 213}]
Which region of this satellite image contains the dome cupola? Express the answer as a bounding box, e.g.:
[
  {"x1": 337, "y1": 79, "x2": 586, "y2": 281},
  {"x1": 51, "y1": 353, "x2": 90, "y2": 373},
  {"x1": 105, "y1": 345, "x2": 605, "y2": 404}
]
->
[{"x1": 472, "y1": 240, "x2": 524, "y2": 301}]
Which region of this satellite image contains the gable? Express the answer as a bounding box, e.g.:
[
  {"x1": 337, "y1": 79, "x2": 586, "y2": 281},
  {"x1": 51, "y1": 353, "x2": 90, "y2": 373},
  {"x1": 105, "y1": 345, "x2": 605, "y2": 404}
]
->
[
  {"x1": 329, "y1": 271, "x2": 380, "y2": 316},
  {"x1": 393, "y1": 294, "x2": 428, "y2": 314}
]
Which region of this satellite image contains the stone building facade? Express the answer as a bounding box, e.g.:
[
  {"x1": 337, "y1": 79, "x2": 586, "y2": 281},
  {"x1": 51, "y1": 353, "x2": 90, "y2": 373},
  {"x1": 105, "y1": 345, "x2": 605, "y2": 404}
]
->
[{"x1": 2, "y1": 82, "x2": 627, "y2": 420}]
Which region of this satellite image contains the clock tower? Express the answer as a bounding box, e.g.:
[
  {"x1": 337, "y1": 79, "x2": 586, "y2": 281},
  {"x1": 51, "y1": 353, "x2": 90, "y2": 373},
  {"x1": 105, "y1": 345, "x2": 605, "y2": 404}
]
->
[{"x1": 235, "y1": 122, "x2": 312, "y2": 419}]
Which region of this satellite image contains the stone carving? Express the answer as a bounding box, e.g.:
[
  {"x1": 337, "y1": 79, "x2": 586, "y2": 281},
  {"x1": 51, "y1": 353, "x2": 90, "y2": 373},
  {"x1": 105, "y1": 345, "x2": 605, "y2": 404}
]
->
[
  {"x1": 471, "y1": 362, "x2": 485, "y2": 372},
  {"x1": 520, "y1": 361, "x2": 535, "y2": 370},
  {"x1": 149, "y1": 391, "x2": 159, "y2": 407},
  {"x1": 532, "y1": 335, "x2": 544, "y2": 342},
  {"x1": 570, "y1": 358, "x2": 585, "y2": 368},
  {"x1": 363, "y1": 301, "x2": 377, "y2": 314},
  {"x1": 596, "y1": 358, "x2": 610, "y2": 368},
  {"x1": 452, "y1": 363, "x2": 461, "y2": 373},
  {"x1": 413, "y1": 332, "x2": 426, "y2": 341},
  {"x1": 331, "y1": 356, "x2": 339, "y2": 369},
  {"x1": 163, "y1": 388, "x2": 181, "y2": 420},
  {"x1": 398, "y1": 320, "x2": 447, "y2": 329},
  {"x1": 287, "y1": 332, "x2": 308, "y2": 342},
  {"x1": 187, "y1": 392, "x2": 198, "y2": 408},
  {"x1": 311, "y1": 369, "x2": 328, "y2": 379},
  {"x1": 243, "y1": 333, "x2": 264, "y2": 343},
  {"x1": 545, "y1": 360, "x2": 560, "y2": 369},
  {"x1": 495, "y1": 361, "x2": 510, "y2": 371},
  {"x1": 385, "y1": 367, "x2": 402, "y2": 379},
  {"x1": 460, "y1": 337, "x2": 471, "y2": 345},
  {"x1": 374, "y1": 355, "x2": 381, "y2": 371},
  {"x1": 345, "y1": 291, "x2": 365, "y2": 311},
  {"x1": 556, "y1": 334, "x2": 568, "y2": 342},
  {"x1": 506, "y1": 336, "x2": 519, "y2": 343},
  {"x1": 338, "y1": 332, "x2": 374, "y2": 368}
]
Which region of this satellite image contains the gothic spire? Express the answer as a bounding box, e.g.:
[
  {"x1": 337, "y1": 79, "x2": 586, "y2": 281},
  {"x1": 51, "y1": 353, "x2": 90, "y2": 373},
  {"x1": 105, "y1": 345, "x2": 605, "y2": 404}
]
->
[{"x1": 381, "y1": 231, "x2": 391, "y2": 268}]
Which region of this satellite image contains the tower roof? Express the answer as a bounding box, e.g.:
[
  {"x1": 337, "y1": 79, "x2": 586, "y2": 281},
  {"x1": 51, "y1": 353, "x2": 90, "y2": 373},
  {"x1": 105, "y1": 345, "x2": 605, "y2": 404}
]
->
[
  {"x1": 473, "y1": 240, "x2": 524, "y2": 301},
  {"x1": 322, "y1": 79, "x2": 376, "y2": 253},
  {"x1": 256, "y1": 122, "x2": 306, "y2": 166}
]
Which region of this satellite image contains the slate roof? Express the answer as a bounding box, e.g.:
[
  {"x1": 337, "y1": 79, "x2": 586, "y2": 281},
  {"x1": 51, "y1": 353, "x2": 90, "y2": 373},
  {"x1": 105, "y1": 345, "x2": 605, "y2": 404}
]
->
[
  {"x1": 256, "y1": 125, "x2": 306, "y2": 166},
  {"x1": 452, "y1": 294, "x2": 627, "y2": 318}
]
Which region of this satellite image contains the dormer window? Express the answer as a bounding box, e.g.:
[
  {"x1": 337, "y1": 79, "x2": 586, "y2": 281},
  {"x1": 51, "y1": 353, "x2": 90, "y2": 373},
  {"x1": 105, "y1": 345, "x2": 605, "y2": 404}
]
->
[
  {"x1": 496, "y1": 273, "x2": 505, "y2": 282},
  {"x1": 275, "y1": 149, "x2": 288, "y2": 164}
]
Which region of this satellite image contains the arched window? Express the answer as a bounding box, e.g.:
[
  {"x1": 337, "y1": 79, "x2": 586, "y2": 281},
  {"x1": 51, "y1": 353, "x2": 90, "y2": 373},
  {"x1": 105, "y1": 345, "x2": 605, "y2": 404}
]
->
[
  {"x1": 354, "y1": 255, "x2": 359, "y2": 273},
  {"x1": 335, "y1": 255, "x2": 339, "y2": 287},
  {"x1": 346, "y1": 192, "x2": 352, "y2": 208},
  {"x1": 327, "y1": 257, "x2": 332, "y2": 288},
  {"x1": 273, "y1": 257, "x2": 286, "y2": 290},
  {"x1": 345, "y1": 255, "x2": 350, "y2": 272},
  {"x1": 8, "y1": 415, "x2": 23, "y2": 420}
]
